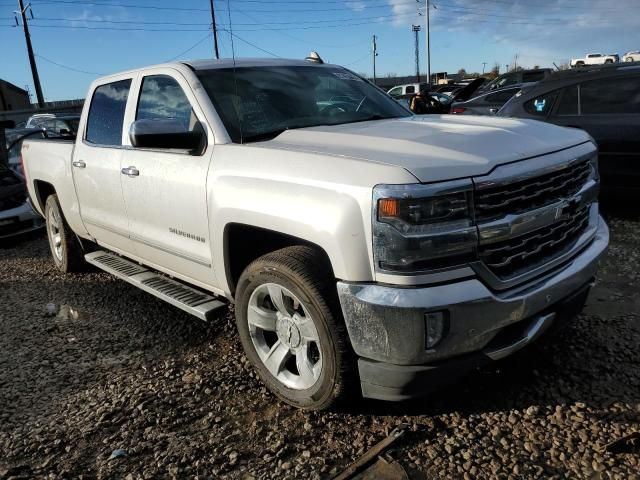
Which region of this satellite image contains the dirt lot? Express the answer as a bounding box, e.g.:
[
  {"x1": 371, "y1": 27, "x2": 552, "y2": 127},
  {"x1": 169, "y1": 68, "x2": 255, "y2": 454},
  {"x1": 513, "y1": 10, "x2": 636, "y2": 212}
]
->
[{"x1": 1, "y1": 207, "x2": 639, "y2": 479}]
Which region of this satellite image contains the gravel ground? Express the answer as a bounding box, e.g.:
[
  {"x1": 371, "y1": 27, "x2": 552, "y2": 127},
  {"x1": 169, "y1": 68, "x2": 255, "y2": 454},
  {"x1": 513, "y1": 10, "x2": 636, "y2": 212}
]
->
[{"x1": 1, "y1": 207, "x2": 639, "y2": 479}]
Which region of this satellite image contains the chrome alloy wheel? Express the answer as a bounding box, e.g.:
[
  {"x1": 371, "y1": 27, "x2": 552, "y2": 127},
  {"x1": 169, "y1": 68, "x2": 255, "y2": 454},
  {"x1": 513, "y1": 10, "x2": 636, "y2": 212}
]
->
[
  {"x1": 47, "y1": 206, "x2": 63, "y2": 261},
  {"x1": 247, "y1": 283, "x2": 322, "y2": 390}
]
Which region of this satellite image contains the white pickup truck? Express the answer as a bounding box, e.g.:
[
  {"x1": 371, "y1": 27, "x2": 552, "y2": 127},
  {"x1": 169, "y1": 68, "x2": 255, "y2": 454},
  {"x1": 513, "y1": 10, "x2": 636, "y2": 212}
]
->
[
  {"x1": 22, "y1": 58, "x2": 609, "y2": 410},
  {"x1": 570, "y1": 53, "x2": 618, "y2": 67}
]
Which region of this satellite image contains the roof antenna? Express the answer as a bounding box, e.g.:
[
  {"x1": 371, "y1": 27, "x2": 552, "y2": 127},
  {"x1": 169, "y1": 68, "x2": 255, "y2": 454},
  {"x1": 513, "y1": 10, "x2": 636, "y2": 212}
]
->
[
  {"x1": 305, "y1": 51, "x2": 324, "y2": 64},
  {"x1": 227, "y1": 0, "x2": 243, "y2": 144}
]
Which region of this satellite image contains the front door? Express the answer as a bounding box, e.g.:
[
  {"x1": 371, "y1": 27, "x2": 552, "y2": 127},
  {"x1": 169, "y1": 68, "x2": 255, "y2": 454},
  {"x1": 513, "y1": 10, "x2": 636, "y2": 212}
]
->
[
  {"x1": 120, "y1": 71, "x2": 214, "y2": 286},
  {"x1": 73, "y1": 78, "x2": 135, "y2": 253}
]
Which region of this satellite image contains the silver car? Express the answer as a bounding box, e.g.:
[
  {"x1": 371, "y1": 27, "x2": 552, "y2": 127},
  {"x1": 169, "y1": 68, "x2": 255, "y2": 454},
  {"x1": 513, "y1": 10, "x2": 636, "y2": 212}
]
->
[{"x1": 0, "y1": 162, "x2": 44, "y2": 240}]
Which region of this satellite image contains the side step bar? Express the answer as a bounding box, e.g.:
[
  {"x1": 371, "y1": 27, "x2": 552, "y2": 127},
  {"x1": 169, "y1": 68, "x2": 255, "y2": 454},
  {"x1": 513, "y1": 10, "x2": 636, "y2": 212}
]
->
[{"x1": 85, "y1": 250, "x2": 226, "y2": 321}]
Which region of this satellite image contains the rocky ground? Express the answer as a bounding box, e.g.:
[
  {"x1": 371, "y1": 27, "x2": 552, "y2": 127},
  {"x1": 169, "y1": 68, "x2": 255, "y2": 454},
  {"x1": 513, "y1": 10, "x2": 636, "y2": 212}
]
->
[{"x1": 0, "y1": 204, "x2": 638, "y2": 480}]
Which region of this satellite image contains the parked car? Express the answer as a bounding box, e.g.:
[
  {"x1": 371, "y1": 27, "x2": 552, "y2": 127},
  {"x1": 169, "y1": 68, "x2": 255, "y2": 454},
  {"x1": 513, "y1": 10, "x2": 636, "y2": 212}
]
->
[
  {"x1": 478, "y1": 68, "x2": 552, "y2": 94},
  {"x1": 623, "y1": 51, "x2": 640, "y2": 62},
  {"x1": 498, "y1": 64, "x2": 640, "y2": 192},
  {"x1": 25, "y1": 113, "x2": 80, "y2": 137},
  {"x1": 450, "y1": 84, "x2": 529, "y2": 115},
  {"x1": 394, "y1": 92, "x2": 452, "y2": 113},
  {"x1": 5, "y1": 128, "x2": 47, "y2": 177},
  {"x1": 387, "y1": 82, "x2": 429, "y2": 98},
  {"x1": 0, "y1": 162, "x2": 44, "y2": 240},
  {"x1": 570, "y1": 53, "x2": 618, "y2": 67},
  {"x1": 22, "y1": 58, "x2": 607, "y2": 409}
]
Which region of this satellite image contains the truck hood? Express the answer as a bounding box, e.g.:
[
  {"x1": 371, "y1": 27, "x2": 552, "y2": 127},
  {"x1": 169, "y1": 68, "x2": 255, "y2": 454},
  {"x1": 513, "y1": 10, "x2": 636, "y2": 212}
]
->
[{"x1": 258, "y1": 115, "x2": 592, "y2": 182}]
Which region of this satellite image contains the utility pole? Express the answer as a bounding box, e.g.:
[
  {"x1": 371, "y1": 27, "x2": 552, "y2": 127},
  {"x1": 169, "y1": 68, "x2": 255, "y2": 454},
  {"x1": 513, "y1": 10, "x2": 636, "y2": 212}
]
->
[
  {"x1": 209, "y1": 0, "x2": 220, "y2": 59},
  {"x1": 412, "y1": 25, "x2": 421, "y2": 82},
  {"x1": 372, "y1": 35, "x2": 377, "y2": 85},
  {"x1": 16, "y1": 0, "x2": 44, "y2": 107},
  {"x1": 482, "y1": 62, "x2": 487, "y2": 74}
]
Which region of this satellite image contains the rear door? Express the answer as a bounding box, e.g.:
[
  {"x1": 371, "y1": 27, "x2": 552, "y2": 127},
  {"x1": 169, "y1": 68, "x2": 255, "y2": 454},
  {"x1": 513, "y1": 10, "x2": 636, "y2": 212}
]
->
[
  {"x1": 119, "y1": 69, "x2": 214, "y2": 286},
  {"x1": 72, "y1": 77, "x2": 135, "y2": 253},
  {"x1": 549, "y1": 76, "x2": 640, "y2": 187}
]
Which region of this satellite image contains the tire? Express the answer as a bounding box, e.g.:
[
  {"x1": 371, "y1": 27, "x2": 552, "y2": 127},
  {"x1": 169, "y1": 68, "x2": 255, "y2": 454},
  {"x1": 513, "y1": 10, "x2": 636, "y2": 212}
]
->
[
  {"x1": 605, "y1": 59, "x2": 613, "y2": 64},
  {"x1": 45, "y1": 194, "x2": 85, "y2": 273},
  {"x1": 235, "y1": 246, "x2": 356, "y2": 410},
  {"x1": 625, "y1": 57, "x2": 634, "y2": 62}
]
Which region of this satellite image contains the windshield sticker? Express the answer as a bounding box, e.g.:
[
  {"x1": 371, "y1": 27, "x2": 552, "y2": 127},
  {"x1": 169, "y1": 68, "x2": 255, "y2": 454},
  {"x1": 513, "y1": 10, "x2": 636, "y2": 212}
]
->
[
  {"x1": 534, "y1": 98, "x2": 546, "y2": 112},
  {"x1": 332, "y1": 72, "x2": 364, "y2": 82}
]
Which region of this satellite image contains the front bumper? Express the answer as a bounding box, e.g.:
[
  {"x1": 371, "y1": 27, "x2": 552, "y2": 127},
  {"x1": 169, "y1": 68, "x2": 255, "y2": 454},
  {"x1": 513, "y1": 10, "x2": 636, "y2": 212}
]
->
[
  {"x1": 0, "y1": 200, "x2": 45, "y2": 239},
  {"x1": 337, "y1": 216, "x2": 609, "y2": 401}
]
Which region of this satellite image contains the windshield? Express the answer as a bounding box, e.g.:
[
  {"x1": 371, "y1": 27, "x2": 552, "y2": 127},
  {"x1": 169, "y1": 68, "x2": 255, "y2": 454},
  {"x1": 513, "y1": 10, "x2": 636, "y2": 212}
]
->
[{"x1": 196, "y1": 65, "x2": 411, "y2": 143}]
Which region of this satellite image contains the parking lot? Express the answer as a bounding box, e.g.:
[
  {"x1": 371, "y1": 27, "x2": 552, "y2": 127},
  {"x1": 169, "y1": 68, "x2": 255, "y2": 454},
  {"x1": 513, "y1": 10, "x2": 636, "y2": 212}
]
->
[{"x1": 0, "y1": 203, "x2": 637, "y2": 479}]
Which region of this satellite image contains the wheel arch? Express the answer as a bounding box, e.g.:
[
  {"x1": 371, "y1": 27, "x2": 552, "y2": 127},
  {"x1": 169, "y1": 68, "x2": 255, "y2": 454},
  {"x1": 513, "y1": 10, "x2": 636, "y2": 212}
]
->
[
  {"x1": 223, "y1": 223, "x2": 336, "y2": 299},
  {"x1": 32, "y1": 180, "x2": 56, "y2": 214}
]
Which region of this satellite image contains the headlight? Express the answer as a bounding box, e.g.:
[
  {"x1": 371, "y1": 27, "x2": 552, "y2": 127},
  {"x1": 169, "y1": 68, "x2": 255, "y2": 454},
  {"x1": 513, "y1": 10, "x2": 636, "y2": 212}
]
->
[{"x1": 373, "y1": 180, "x2": 478, "y2": 274}]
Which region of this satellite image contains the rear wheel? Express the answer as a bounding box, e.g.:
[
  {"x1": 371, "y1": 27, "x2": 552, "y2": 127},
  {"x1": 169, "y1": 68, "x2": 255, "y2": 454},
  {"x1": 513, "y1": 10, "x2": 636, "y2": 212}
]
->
[
  {"x1": 625, "y1": 57, "x2": 634, "y2": 62},
  {"x1": 235, "y1": 246, "x2": 355, "y2": 410},
  {"x1": 45, "y1": 194, "x2": 85, "y2": 273},
  {"x1": 605, "y1": 59, "x2": 613, "y2": 64}
]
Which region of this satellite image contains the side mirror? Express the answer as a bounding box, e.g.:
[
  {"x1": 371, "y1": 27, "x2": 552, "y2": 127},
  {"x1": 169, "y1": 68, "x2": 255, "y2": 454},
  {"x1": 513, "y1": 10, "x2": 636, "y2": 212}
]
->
[{"x1": 129, "y1": 118, "x2": 206, "y2": 154}]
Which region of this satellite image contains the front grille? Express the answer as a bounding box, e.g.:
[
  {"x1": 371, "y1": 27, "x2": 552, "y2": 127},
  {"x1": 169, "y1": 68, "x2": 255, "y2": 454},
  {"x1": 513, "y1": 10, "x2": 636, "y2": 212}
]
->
[
  {"x1": 475, "y1": 159, "x2": 591, "y2": 221},
  {"x1": 478, "y1": 205, "x2": 591, "y2": 280}
]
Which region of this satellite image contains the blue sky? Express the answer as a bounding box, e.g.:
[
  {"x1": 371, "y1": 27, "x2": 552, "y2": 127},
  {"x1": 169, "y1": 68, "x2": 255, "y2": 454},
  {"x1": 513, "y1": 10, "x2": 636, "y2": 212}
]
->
[{"x1": 1, "y1": 0, "x2": 638, "y2": 101}]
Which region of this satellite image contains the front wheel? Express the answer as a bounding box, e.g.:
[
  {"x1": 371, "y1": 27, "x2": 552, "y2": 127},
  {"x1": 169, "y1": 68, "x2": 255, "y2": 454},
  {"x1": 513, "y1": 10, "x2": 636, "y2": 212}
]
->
[
  {"x1": 235, "y1": 246, "x2": 355, "y2": 410},
  {"x1": 45, "y1": 194, "x2": 85, "y2": 273}
]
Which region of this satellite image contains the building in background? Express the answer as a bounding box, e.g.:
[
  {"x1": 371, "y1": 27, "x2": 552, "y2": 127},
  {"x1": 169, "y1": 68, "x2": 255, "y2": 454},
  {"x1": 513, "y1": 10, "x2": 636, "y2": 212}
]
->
[{"x1": 0, "y1": 79, "x2": 31, "y2": 112}]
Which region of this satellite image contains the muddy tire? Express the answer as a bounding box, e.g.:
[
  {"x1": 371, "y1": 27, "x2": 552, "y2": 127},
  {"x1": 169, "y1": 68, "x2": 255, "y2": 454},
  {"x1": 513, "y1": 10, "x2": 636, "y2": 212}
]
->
[{"x1": 45, "y1": 194, "x2": 85, "y2": 273}]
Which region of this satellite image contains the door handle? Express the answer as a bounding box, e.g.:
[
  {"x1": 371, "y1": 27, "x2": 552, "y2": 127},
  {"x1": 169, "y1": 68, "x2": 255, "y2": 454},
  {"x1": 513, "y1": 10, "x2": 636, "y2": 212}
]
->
[
  {"x1": 489, "y1": 108, "x2": 499, "y2": 114},
  {"x1": 72, "y1": 160, "x2": 86, "y2": 168},
  {"x1": 121, "y1": 166, "x2": 140, "y2": 177}
]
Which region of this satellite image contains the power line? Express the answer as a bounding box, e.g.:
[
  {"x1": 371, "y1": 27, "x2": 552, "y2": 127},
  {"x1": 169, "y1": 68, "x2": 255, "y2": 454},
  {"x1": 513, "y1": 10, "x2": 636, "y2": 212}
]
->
[
  {"x1": 35, "y1": 53, "x2": 105, "y2": 75},
  {"x1": 218, "y1": 27, "x2": 281, "y2": 57},
  {"x1": 166, "y1": 33, "x2": 213, "y2": 62}
]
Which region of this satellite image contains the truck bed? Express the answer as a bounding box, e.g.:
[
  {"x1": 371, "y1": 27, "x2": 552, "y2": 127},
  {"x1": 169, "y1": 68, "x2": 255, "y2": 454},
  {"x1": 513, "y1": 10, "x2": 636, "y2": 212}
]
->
[{"x1": 22, "y1": 138, "x2": 76, "y2": 218}]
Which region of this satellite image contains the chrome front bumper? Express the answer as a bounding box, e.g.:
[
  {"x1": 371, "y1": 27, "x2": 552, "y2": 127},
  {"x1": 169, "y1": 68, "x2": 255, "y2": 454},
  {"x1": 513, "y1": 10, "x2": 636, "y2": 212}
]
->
[{"x1": 337, "y1": 216, "x2": 609, "y2": 400}]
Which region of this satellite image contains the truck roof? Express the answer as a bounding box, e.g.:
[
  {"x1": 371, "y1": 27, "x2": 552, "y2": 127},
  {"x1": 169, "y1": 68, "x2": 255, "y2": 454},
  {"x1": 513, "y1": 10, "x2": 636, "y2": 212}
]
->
[
  {"x1": 183, "y1": 58, "x2": 333, "y2": 70},
  {"x1": 95, "y1": 58, "x2": 336, "y2": 81}
]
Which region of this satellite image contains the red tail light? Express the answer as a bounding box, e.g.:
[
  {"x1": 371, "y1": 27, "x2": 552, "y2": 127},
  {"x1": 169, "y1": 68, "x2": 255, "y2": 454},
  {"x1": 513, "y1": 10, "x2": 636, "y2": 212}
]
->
[{"x1": 451, "y1": 107, "x2": 466, "y2": 114}]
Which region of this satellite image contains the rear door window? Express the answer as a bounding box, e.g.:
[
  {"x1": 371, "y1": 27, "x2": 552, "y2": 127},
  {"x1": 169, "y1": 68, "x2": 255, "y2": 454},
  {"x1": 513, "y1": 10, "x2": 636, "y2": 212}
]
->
[
  {"x1": 580, "y1": 76, "x2": 640, "y2": 114},
  {"x1": 555, "y1": 85, "x2": 579, "y2": 116},
  {"x1": 405, "y1": 85, "x2": 415, "y2": 94},
  {"x1": 85, "y1": 79, "x2": 132, "y2": 146}
]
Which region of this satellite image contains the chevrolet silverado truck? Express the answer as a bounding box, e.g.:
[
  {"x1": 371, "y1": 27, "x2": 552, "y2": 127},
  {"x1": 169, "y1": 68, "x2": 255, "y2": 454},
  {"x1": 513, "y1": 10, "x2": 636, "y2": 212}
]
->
[
  {"x1": 22, "y1": 58, "x2": 609, "y2": 410},
  {"x1": 570, "y1": 53, "x2": 618, "y2": 67}
]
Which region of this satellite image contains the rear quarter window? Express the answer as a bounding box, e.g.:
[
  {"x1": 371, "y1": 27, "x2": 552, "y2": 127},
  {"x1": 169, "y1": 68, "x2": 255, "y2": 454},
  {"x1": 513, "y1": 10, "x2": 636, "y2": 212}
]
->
[
  {"x1": 524, "y1": 90, "x2": 559, "y2": 116},
  {"x1": 85, "y1": 79, "x2": 132, "y2": 146}
]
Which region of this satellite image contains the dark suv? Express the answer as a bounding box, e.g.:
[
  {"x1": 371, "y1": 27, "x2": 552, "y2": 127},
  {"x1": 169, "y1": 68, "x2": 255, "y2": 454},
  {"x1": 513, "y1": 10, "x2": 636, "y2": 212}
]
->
[{"x1": 498, "y1": 64, "x2": 640, "y2": 192}]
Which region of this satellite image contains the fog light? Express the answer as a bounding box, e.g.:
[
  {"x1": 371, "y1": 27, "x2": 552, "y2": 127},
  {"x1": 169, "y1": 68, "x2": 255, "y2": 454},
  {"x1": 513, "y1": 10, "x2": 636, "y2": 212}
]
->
[{"x1": 425, "y1": 311, "x2": 447, "y2": 349}]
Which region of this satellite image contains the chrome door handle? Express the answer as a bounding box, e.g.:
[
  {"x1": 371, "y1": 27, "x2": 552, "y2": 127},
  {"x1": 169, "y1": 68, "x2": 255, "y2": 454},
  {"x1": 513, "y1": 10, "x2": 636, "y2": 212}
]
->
[
  {"x1": 121, "y1": 166, "x2": 140, "y2": 177},
  {"x1": 72, "y1": 160, "x2": 86, "y2": 168},
  {"x1": 489, "y1": 108, "x2": 499, "y2": 114}
]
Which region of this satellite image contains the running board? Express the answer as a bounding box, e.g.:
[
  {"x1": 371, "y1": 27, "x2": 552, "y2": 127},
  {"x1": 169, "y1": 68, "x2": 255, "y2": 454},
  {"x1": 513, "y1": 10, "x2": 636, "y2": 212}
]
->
[{"x1": 85, "y1": 250, "x2": 226, "y2": 321}]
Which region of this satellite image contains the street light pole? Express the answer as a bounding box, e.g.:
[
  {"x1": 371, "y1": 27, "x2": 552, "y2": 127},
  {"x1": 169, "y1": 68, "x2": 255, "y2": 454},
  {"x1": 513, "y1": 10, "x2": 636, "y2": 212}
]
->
[
  {"x1": 426, "y1": 0, "x2": 431, "y2": 84},
  {"x1": 412, "y1": 25, "x2": 421, "y2": 82}
]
